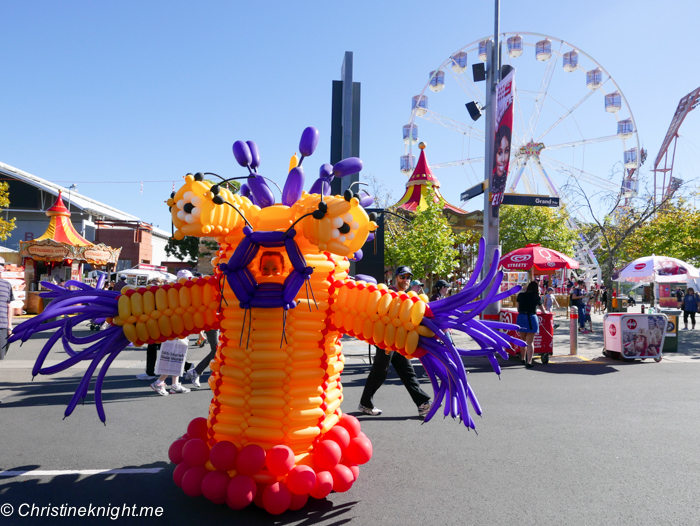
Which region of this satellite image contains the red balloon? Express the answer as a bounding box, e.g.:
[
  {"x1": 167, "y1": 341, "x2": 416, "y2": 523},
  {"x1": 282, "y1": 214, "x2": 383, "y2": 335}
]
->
[
  {"x1": 210, "y1": 441, "x2": 238, "y2": 472},
  {"x1": 181, "y1": 466, "x2": 208, "y2": 497},
  {"x1": 236, "y1": 444, "x2": 266, "y2": 476},
  {"x1": 182, "y1": 438, "x2": 210, "y2": 467},
  {"x1": 168, "y1": 438, "x2": 188, "y2": 464},
  {"x1": 337, "y1": 414, "x2": 361, "y2": 438},
  {"x1": 309, "y1": 471, "x2": 333, "y2": 499},
  {"x1": 330, "y1": 464, "x2": 354, "y2": 493},
  {"x1": 227, "y1": 475, "x2": 256, "y2": 510},
  {"x1": 323, "y1": 426, "x2": 350, "y2": 451},
  {"x1": 342, "y1": 460, "x2": 360, "y2": 481},
  {"x1": 266, "y1": 445, "x2": 295, "y2": 476},
  {"x1": 263, "y1": 481, "x2": 292, "y2": 515},
  {"x1": 287, "y1": 465, "x2": 316, "y2": 495},
  {"x1": 201, "y1": 470, "x2": 230, "y2": 504},
  {"x1": 313, "y1": 440, "x2": 341, "y2": 471},
  {"x1": 345, "y1": 436, "x2": 373, "y2": 465},
  {"x1": 187, "y1": 417, "x2": 209, "y2": 441},
  {"x1": 253, "y1": 482, "x2": 267, "y2": 509},
  {"x1": 289, "y1": 492, "x2": 309, "y2": 511},
  {"x1": 172, "y1": 462, "x2": 190, "y2": 487}
]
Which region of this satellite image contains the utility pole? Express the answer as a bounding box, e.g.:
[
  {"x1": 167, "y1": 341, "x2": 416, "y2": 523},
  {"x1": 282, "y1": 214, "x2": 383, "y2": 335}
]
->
[{"x1": 482, "y1": 0, "x2": 502, "y2": 316}]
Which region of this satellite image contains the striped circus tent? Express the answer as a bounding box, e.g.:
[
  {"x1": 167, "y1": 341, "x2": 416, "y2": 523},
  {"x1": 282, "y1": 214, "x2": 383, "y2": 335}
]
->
[
  {"x1": 394, "y1": 143, "x2": 480, "y2": 230},
  {"x1": 35, "y1": 191, "x2": 92, "y2": 246}
]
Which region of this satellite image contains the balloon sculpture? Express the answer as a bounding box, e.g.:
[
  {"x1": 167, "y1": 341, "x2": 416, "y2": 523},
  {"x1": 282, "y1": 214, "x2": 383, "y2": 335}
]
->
[{"x1": 11, "y1": 127, "x2": 523, "y2": 514}]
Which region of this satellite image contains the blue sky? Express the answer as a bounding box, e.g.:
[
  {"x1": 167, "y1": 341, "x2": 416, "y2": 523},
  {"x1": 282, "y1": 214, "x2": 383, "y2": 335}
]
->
[{"x1": 1, "y1": 0, "x2": 698, "y2": 232}]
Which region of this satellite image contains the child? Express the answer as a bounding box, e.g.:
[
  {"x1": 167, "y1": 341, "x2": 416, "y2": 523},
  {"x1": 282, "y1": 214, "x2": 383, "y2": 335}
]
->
[
  {"x1": 150, "y1": 336, "x2": 191, "y2": 396},
  {"x1": 543, "y1": 287, "x2": 560, "y2": 330},
  {"x1": 582, "y1": 296, "x2": 593, "y2": 333}
]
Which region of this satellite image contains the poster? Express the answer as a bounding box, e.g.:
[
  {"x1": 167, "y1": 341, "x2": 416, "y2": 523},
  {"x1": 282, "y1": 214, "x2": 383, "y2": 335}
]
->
[
  {"x1": 489, "y1": 68, "x2": 515, "y2": 218},
  {"x1": 620, "y1": 315, "x2": 666, "y2": 358}
]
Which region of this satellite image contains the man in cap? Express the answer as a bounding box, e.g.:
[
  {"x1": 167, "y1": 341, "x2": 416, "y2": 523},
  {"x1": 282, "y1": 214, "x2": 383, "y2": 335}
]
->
[
  {"x1": 358, "y1": 265, "x2": 432, "y2": 418},
  {"x1": 0, "y1": 257, "x2": 15, "y2": 360},
  {"x1": 409, "y1": 279, "x2": 424, "y2": 294}
]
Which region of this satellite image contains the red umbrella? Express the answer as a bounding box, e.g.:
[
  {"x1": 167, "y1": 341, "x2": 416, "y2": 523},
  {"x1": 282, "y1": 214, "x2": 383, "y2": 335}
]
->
[{"x1": 500, "y1": 243, "x2": 579, "y2": 271}]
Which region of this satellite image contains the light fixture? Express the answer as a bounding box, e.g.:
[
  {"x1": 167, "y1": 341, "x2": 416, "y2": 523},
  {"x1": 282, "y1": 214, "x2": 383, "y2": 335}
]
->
[{"x1": 465, "y1": 101, "x2": 482, "y2": 122}]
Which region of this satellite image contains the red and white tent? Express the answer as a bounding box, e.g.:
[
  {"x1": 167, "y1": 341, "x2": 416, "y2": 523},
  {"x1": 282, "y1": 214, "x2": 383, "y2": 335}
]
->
[{"x1": 500, "y1": 243, "x2": 579, "y2": 271}]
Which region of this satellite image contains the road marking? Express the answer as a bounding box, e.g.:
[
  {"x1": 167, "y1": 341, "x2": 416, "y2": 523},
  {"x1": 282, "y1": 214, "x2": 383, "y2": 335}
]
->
[{"x1": 0, "y1": 468, "x2": 164, "y2": 477}]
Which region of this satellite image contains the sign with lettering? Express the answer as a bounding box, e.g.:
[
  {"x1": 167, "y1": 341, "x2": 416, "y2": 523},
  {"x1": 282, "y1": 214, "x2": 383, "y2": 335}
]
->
[{"x1": 501, "y1": 194, "x2": 560, "y2": 207}]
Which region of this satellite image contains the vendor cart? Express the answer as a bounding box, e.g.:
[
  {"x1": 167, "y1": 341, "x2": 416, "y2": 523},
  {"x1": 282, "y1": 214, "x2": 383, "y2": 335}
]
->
[
  {"x1": 500, "y1": 308, "x2": 555, "y2": 364},
  {"x1": 603, "y1": 313, "x2": 667, "y2": 362}
]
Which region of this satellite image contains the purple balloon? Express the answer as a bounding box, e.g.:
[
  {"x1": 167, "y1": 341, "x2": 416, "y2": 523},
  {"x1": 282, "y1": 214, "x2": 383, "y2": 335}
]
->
[
  {"x1": 246, "y1": 141, "x2": 260, "y2": 169},
  {"x1": 355, "y1": 274, "x2": 377, "y2": 285},
  {"x1": 247, "y1": 175, "x2": 275, "y2": 208},
  {"x1": 359, "y1": 192, "x2": 374, "y2": 208},
  {"x1": 282, "y1": 166, "x2": 304, "y2": 206},
  {"x1": 239, "y1": 183, "x2": 251, "y2": 198},
  {"x1": 353, "y1": 249, "x2": 363, "y2": 261},
  {"x1": 309, "y1": 178, "x2": 331, "y2": 196},
  {"x1": 333, "y1": 157, "x2": 363, "y2": 178},
  {"x1": 319, "y1": 163, "x2": 333, "y2": 179},
  {"x1": 299, "y1": 127, "x2": 319, "y2": 157},
  {"x1": 232, "y1": 140, "x2": 252, "y2": 167}
]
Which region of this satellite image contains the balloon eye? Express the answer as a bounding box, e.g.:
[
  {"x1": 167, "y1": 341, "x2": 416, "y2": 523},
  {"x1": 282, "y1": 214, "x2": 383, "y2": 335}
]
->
[
  {"x1": 339, "y1": 223, "x2": 351, "y2": 234},
  {"x1": 212, "y1": 195, "x2": 224, "y2": 205},
  {"x1": 183, "y1": 203, "x2": 194, "y2": 213},
  {"x1": 344, "y1": 190, "x2": 354, "y2": 202},
  {"x1": 194, "y1": 172, "x2": 204, "y2": 181},
  {"x1": 369, "y1": 212, "x2": 377, "y2": 222},
  {"x1": 312, "y1": 209, "x2": 325, "y2": 219},
  {"x1": 318, "y1": 201, "x2": 328, "y2": 213},
  {"x1": 170, "y1": 191, "x2": 176, "y2": 198},
  {"x1": 211, "y1": 185, "x2": 220, "y2": 195}
]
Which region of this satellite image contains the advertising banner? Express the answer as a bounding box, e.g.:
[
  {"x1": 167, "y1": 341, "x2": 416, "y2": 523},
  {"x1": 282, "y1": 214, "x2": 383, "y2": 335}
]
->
[
  {"x1": 620, "y1": 314, "x2": 667, "y2": 358},
  {"x1": 489, "y1": 68, "x2": 515, "y2": 218}
]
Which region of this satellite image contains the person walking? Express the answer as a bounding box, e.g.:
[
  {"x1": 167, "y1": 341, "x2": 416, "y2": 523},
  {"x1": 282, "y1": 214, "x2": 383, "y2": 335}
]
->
[
  {"x1": 185, "y1": 329, "x2": 220, "y2": 388},
  {"x1": 430, "y1": 279, "x2": 451, "y2": 302},
  {"x1": 676, "y1": 288, "x2": 684, "y2": 308},
  {"x1": 601, "y1": 286, "x2": 608, "y2": 313},
  {"x1": 516, "y1": 281, "x2": 544, "y2": 368},
  {"x1": 681, "y1": 287, "x2": 699, "y2": 330},
  {"x1": 571, "y1": 280, "x2": 586, "y2": 333},
  {"x1": 358, "y1": 266, "x2": 432, "y2": 418},
  {"x1": 0, "y1": 257, "x2": 15, "y2": 360}
]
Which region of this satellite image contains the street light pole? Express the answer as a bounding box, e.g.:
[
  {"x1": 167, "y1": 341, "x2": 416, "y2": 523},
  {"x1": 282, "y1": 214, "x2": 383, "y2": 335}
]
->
[{"x1": 482, "y1": 0, "x2": 501, "y2": 316}]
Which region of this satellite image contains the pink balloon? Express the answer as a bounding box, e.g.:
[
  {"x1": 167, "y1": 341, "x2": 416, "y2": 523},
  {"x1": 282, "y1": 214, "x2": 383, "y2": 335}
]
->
[
  {"x1": 181, "y1": 466, "x2": 208, "y2": 497},
  {"x1": 266, "y1": 445, "x2": 295, "y2": 476},
  {"x1": 309, "y1": 471, "x2": 333, "y2": 499},
  {"x1": 182, "y1": 438, "x2": 209, "y2": 467},
  {"x1": 331, "y1": 464, "x2": 354, "y2": 493},
  {"x1": 210, "y1": 441, "x2": 238, "y2": 472},
  {"x1": 323, "y1": 426, "x2": 351, "y2": 451},
  {"x1": 172, "y1": 462, "x2": 190, "y2": 488},
  {"x1": 342, "y1": 460, "x2": 360, "y2": 481},
  {"x1": 253, "y1": 482, "x2": 267, "y2": 509},
  {"x1": 187, "y1": 417, "x2": 209, "y2": 441},
  {"x1": 313, "y1": 440, "x2": 341, "y2": 471},
  {"x1": 345, "y1": 436, "x2": 373, "y2": 465},
  {"x1": 263, "y1": 481, "x2": 292, "y2": 515},
  {"x1": 287, "y1": 465, "x2": 316, "y2": 495},
  {"x1": 289, "y1": 492, "x2": 309, "y2": 511},
  {"x1": 201, "y1": 470, "x2": 230, "y2": 504},
  {"x1": 168, "y1": 438, "x2": 187, "y2": 464},
  {"x1": 226, "y1": 475, "x2": 256, "y2": 510},
  {"x1": 236, "y1": 444, "x2": 266, "y2": 475},
  {"x1": 338, "y1": 414, "x2": 361, "y2": 438}
]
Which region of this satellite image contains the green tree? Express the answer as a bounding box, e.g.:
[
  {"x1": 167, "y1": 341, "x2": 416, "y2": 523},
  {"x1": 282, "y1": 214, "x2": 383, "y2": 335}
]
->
[
  {"x1": 165, "y1": 236, "x2": 200, "y2": 264},
  {"x1": 622, "y1": 198, "x2": 700, "y2": 266},
  {"x1": 0, "y1": 182, "x2": 16, "y2": 240},
  {"x1": 384, "y1": 198, "x2": 460, "y2": 289},
  {"x1": 499, "y1": 205, "x2": 578, "y2": 256}
]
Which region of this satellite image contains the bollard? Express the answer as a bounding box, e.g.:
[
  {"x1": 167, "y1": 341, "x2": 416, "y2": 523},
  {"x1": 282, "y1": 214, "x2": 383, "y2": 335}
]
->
[{"x1": 570, "y1": 306, "x2": 578, "y2": 355}]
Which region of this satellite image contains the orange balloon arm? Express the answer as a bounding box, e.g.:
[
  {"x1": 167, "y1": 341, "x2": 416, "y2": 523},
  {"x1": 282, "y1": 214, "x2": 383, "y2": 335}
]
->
[
  {"x1": 329, "y1": 279, "x2": 430, "y2": 359},
  {"x1": 112, "y1": 277, "x2": 221, "y2": 346}
]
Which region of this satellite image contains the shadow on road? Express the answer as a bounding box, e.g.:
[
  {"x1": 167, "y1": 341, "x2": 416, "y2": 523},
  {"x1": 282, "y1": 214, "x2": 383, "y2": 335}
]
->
[{"x1": 0, "y1": 462, "x2": 357, "y2": 525}]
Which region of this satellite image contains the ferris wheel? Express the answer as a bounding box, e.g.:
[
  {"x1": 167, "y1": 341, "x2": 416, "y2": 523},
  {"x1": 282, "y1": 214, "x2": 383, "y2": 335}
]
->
[{"x1": 402, "y1": 32, "x2": 641, "y2": 212}]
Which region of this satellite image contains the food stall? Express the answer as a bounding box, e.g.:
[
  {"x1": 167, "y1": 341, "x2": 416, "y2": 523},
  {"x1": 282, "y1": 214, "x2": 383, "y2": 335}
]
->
[
  {"x1": 19, "y1": 192, "x2": 121, "y2": 313},
  {"x1": 603, "y1": 313, "x2": 667, "y2": 362},
  {"x1": 116, "y1": 264, "x2": 177, "y2": 286}
]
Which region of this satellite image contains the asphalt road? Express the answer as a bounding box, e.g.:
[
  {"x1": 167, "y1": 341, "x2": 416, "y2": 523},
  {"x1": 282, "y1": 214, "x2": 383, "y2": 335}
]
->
[{"x1": 1, "y1": 324, "x2": 699, "y2": 525}]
